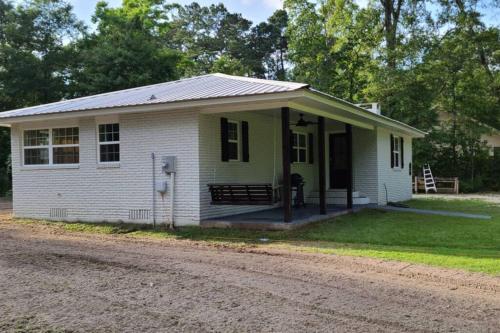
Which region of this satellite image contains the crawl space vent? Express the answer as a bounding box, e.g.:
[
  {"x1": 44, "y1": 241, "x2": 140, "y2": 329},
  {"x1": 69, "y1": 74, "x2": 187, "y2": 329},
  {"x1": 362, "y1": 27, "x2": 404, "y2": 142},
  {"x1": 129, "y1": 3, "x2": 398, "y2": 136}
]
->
[
  {"x1": 129, "y1": 209, "x2": 151, "y2": 221},
  {"x1": 50, "y1": 208, "x2": 68, "y2": 219}
]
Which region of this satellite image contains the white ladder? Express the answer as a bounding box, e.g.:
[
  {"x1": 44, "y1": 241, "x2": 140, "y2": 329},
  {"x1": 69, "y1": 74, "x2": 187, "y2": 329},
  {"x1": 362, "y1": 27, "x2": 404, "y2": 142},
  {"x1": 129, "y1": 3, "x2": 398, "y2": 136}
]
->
[{"x1": 423, "y1": 164, "x2": 437, "y2": 193}]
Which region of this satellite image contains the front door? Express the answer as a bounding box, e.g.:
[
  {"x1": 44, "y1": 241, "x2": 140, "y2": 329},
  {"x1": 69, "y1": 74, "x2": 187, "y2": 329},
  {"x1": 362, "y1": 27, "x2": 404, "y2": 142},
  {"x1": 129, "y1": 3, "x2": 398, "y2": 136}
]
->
[{"x1": 329, "y1": 133, "x2": 348, "y2": 189}]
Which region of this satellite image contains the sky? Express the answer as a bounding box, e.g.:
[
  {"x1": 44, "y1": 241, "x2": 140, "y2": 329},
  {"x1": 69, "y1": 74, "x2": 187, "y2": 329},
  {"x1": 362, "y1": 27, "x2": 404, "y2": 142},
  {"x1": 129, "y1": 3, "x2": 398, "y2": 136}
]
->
[
  {"x1": 70, "y1": 0, "x2": 285, "y2": 26},
  {"x1": 13, "y1": 0, "x2": 499, "y2": 27}
]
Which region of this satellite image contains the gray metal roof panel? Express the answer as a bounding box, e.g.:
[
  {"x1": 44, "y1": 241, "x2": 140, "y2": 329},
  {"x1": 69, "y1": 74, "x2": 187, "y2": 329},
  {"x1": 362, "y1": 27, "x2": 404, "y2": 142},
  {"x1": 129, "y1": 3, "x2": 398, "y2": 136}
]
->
[{"x1": 0, "y1": 73, "x2": 308, "y2": 119}]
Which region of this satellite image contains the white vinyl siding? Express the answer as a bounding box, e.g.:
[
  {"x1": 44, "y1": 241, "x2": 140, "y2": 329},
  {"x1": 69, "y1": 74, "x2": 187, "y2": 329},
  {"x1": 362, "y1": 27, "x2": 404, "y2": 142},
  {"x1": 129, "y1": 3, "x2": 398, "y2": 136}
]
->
[{"x1": 377, "y1": 128, "x2": 412, "y2": 204}]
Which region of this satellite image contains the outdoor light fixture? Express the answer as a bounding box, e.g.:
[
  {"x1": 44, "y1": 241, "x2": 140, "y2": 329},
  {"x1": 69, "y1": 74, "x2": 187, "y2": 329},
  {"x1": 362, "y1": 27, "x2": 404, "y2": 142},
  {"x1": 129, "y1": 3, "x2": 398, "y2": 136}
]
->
[{"x1": 293, "y1": 113, "x2": 317, "y2": 127}]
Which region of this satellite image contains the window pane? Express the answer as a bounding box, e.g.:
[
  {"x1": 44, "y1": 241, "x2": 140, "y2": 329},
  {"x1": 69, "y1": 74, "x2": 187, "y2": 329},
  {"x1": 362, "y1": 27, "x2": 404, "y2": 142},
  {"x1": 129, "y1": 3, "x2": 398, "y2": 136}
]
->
[
  {"x1": 99, "y1": 123, "x2": 119, "y2": 142},
  {"x1": 53, "y1": 127, "x2": 79, "y2": 145},
  {"x1": 24, "y1": 148, "x2": 49, "y2": 165},
  {"x1": 292, "y1": 134, "x2": 297, "y2": 146},
  {"x1": 53, "y1": 147, "x2": 79, "y2": 164},
  {"x1": 100, "y1": 144, "x2": 120, "y2": 162},
  {"x1": 228, "y1": 142, "x2": 238, "y2": 160},
  {"x1": 298, "y1": 134, "x2": 306, "y2": 147},
  {"x1": 228, "y1": 122, "x2": 238, "y2": 141},
  {"x1": 299, "y1": 149, "x2": 306, "y2": 162},
  {"x1": 292, "y1": 148, "x2": 298, "y2": 163},
  {"x1": 24, "y1": 129, "x2": 49, "y2": 146}
]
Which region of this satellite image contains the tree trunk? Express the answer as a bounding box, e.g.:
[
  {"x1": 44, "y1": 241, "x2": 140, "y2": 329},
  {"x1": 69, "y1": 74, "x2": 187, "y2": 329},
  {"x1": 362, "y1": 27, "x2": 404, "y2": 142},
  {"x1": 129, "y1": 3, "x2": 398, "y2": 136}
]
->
[{"x1": 380, "y1": 0, "x2": 403, "y2": 69}]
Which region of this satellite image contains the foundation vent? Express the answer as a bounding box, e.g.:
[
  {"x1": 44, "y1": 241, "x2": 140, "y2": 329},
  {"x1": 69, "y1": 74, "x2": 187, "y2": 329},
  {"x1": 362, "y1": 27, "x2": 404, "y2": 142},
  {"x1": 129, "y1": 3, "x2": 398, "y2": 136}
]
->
[
  {"x1": 129, "y1": 209, "x2": 151, "y2": 221},
  {"x1": 50, "y1": 208, "x2": 68, "y2": 219}
]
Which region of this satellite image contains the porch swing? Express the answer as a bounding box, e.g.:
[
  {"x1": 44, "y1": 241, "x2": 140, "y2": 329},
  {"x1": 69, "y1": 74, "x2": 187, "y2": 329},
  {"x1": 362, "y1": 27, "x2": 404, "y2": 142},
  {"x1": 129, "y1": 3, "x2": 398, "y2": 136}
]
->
[
  {"x1": 208, "y1": 112, "x2": 310, "y2": 206},
  {"x1": 208, "y1": 113, "x2": 283, "y2": 206}
]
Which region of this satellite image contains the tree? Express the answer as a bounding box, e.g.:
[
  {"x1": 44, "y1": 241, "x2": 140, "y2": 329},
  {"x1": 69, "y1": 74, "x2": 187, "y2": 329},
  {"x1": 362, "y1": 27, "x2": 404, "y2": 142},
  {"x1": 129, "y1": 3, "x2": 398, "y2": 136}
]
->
[
  {"x1": 164, "y1": 2, "x2": 253, "y2": 76},
  {"x1": 0, "y1": 0, "x2": 84, "y2": 195},
  {"x1": 285, "y1": 0, "x2": 380, "y2": 101},
  {"x1": 247, "y1": 9, "x2": 289, "y2": 79},
  {"x1": 0, "y1": 0, "x2": 84, "y2": 110},
  {"x1": 71, "y1": 0, "x2": 184, "y2": 96}
]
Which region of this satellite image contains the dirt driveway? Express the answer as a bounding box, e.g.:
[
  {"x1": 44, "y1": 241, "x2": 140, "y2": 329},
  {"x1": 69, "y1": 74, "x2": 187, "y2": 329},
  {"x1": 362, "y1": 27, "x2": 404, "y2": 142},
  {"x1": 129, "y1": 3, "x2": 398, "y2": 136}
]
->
[{"x1": 0, "y1": 214, "x2": 499, "y2": 332}]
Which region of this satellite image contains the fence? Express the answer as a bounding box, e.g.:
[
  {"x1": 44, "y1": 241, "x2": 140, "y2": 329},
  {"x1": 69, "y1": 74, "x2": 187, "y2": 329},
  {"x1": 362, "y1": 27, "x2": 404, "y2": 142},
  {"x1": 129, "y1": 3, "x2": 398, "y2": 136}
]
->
[{"x1": 413, "y1": 177, "x2": 459, "y2": 194}]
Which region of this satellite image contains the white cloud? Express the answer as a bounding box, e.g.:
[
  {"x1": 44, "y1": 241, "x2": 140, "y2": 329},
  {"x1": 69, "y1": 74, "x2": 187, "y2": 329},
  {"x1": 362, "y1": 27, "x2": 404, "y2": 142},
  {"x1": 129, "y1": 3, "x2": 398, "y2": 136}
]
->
[
  {"x1": 238, "y1": 0, "x2": 283, "y2": 10},
  {"x1": 354, "y1": 0, "x2": 369, "y2": 8},
  {"x1": 263, "y1": 0, "x2": 284, "y2": 9}
]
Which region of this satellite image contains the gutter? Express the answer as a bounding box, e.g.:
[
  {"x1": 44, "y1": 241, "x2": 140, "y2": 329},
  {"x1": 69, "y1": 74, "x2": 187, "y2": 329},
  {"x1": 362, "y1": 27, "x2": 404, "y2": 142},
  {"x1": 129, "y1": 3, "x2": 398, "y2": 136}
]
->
[{"x1": 305, "y1": 89, "x2": 427, "y2": 138}]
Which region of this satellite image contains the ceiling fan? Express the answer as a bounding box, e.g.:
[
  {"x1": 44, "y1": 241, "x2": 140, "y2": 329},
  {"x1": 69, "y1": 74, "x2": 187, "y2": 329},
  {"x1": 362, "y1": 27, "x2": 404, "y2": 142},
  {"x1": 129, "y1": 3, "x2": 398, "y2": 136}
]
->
[{"x1": 292, "y1": 113, "x2": 317, "y2": 127}]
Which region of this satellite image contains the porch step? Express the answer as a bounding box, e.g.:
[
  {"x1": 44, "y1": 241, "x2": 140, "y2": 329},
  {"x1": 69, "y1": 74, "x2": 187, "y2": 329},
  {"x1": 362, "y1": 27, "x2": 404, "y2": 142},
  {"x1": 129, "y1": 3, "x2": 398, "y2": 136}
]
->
[{"x1": 306, "y1": 190, "x2": 370, "y2": 205}]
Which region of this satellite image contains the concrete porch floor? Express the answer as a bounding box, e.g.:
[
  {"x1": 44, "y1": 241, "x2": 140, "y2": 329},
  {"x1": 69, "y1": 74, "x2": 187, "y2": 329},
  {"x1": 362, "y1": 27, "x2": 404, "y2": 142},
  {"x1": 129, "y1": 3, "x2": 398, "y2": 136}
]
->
[{"x1": 200, "y1": 205, "x2": 355, "y2": 230}]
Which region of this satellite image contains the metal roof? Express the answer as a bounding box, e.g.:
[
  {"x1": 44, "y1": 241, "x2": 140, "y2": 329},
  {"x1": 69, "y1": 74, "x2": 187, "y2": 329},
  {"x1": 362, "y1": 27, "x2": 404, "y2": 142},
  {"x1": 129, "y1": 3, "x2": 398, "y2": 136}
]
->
[{"x1": 0, "y1": 73, "x2": 308, "y2": 119}]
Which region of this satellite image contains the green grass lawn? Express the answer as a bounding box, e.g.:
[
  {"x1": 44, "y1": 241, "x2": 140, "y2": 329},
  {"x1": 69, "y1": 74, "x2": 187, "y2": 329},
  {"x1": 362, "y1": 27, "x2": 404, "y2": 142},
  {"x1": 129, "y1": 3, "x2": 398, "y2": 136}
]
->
[{"x1": 11, "y1": 197, "x2": 500, "y2": 275}]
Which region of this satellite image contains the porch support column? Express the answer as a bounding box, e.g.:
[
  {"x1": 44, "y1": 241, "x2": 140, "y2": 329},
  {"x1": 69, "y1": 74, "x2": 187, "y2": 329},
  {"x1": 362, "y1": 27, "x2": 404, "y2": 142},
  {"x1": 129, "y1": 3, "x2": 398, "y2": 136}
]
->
[
  {"x1": 281, "y1": 107, "x2": 292, "y2": 222},
  {"x1": 346, "y1": 123, "x2": 353, "y2": 209},
  {"x1": 318, "y1": 116, "x2": 327, "y2": 214}
]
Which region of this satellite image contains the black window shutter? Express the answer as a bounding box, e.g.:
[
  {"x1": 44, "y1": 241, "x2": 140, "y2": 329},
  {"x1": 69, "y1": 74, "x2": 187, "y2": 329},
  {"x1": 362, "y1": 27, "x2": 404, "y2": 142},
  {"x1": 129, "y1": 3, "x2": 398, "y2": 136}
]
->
[
  {"x1": 242, "y1": 121, "x2": 249, "y2": 162},
  {"x1": 390, "y1": 134, "x2": 394, "y2": 168},
  {"x1": 290, "y1": 130, "x2": 294, "y2": 163},
  {"x1": 308, "y1": 133, "x2": 314, "y2": 164},
  {"x1": 220, "y1": 117, "x2": 229, "y2": 162},
  {"x1": 400, "y1": 137, "x2": 404, "y2": 168}
]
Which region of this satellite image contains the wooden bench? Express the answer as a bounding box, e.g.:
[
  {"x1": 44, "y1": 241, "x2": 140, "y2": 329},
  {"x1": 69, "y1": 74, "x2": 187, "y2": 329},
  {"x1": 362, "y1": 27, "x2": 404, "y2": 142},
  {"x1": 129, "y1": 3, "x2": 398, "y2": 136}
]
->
[
  {"x1": 413, "y1": 177, "x2": 459, "y2": 194},
  {"x1": 208, "y1": 183, "x2": 275, "y2": 205}
]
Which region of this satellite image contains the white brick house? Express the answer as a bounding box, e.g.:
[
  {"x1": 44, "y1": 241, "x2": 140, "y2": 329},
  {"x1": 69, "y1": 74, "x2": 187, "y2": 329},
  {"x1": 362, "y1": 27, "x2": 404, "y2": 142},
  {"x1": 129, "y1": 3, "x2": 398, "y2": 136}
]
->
[{"x1": 0, "y1": 74, "x2": 425, "y2": 226}]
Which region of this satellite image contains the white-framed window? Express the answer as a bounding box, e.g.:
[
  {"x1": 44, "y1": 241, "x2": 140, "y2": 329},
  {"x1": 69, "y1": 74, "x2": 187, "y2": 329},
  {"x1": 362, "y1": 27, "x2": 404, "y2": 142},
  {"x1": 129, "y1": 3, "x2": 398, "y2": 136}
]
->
[
  {"x1": 227, "y1": 120, "x2": 239, "y2": 161},
  {"x1": 98, "y1": 123, "x2": 120, "y2": 163},
  {"x1": 23, "y1": 128, "x2": 79, "y2": 166},
  {"x1": 392, "y1": 135, "x2": 401, "y2": 168},
  {"x1": 292, "y1": 132, "x2": 307, "y2": 163}
]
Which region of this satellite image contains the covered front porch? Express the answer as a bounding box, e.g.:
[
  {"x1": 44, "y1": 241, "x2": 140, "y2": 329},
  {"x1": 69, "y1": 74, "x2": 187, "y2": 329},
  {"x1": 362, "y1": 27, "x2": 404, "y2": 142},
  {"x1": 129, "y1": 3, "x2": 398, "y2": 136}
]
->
[{"x1": 199, "y1": 99, "x2": 380, "y2": 228}]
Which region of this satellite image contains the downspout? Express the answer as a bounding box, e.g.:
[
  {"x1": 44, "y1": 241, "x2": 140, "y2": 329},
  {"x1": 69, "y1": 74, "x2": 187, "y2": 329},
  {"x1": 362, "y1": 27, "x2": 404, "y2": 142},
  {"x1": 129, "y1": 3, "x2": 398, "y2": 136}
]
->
[
  {"x1": 169, "y1": 172, "x2": 175, "y2": 229},
  {"x1": 151, "y1": 153, "x2": 156, "y2": 228}
]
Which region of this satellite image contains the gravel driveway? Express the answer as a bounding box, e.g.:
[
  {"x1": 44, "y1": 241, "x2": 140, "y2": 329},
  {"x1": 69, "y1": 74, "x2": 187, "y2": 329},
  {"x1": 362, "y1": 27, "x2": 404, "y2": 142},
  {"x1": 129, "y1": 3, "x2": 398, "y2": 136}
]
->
[{"x1": 0, "y1": 213, "x2": 499, "y2": 332}]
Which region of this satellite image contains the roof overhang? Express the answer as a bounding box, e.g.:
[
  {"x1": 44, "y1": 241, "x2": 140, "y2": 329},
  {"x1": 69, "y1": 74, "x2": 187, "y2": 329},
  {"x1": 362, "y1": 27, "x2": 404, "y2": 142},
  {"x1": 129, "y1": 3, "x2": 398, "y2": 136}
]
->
[
  {"x1": 0, "y1": 88, "x2": 426, "y2": 138},
  {"x1": 295, "y1": 90, "x2": 426, "y2": 137}
]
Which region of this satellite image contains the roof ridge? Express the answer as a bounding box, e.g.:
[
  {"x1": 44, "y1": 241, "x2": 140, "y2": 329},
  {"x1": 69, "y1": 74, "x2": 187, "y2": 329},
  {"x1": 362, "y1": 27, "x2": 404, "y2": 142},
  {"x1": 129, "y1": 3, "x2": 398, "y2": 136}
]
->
[{"x1": 210, "y1": 73, "x2": 309, "y2": 89}]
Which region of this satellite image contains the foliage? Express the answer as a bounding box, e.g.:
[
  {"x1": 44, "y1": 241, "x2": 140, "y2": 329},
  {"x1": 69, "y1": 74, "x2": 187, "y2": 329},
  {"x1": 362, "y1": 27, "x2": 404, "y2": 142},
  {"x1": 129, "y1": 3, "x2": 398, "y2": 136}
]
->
[
  {"x1": 69, "y1": 0, "x2": 184, "y2": 95},
  {"x1": 0, "y1": 0, "x2": 499, "y2": 194},
  {"x1": 0, "y1": 0, "x2": 85, "y2": 195},
  {"x1": 285, "y1": 0, "x2": 499, "y2": 187}
]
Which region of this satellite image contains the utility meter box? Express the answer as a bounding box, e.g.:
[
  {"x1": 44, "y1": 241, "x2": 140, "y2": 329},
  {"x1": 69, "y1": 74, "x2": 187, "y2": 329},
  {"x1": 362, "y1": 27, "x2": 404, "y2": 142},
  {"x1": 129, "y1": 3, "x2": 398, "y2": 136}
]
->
[
  {"x1": 156, "y1": 181, "x2": 168, "y2": 194},
  {"x1": 161, "y1": 156, "x2": 176, "y2": 174}
]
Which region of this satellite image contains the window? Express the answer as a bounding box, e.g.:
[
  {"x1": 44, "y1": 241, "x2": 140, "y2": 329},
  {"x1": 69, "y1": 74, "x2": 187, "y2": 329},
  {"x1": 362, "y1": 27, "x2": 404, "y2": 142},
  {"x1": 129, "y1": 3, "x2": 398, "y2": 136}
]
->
[
  {"x1": 98, "y1": 123, "x2": 120, "y2": 163},
  {"x1": 392, "y1": 135, "x2": 401, "y2": 168},
  {"x1": 292, "y1": 132, "x2": 307, "y2": 163},
  {"x1": 24, "y1": 129, "x2": 49, "y2": 165},
  {"x1": 52, "y1": 128, "x2": 79, "y2": 164},
  {"x1": 23, "y1": 128, "x2": 79, "y2": 166},
  {"x1": 227, "y1": 121, "x2": 239, "y2": 161}
]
